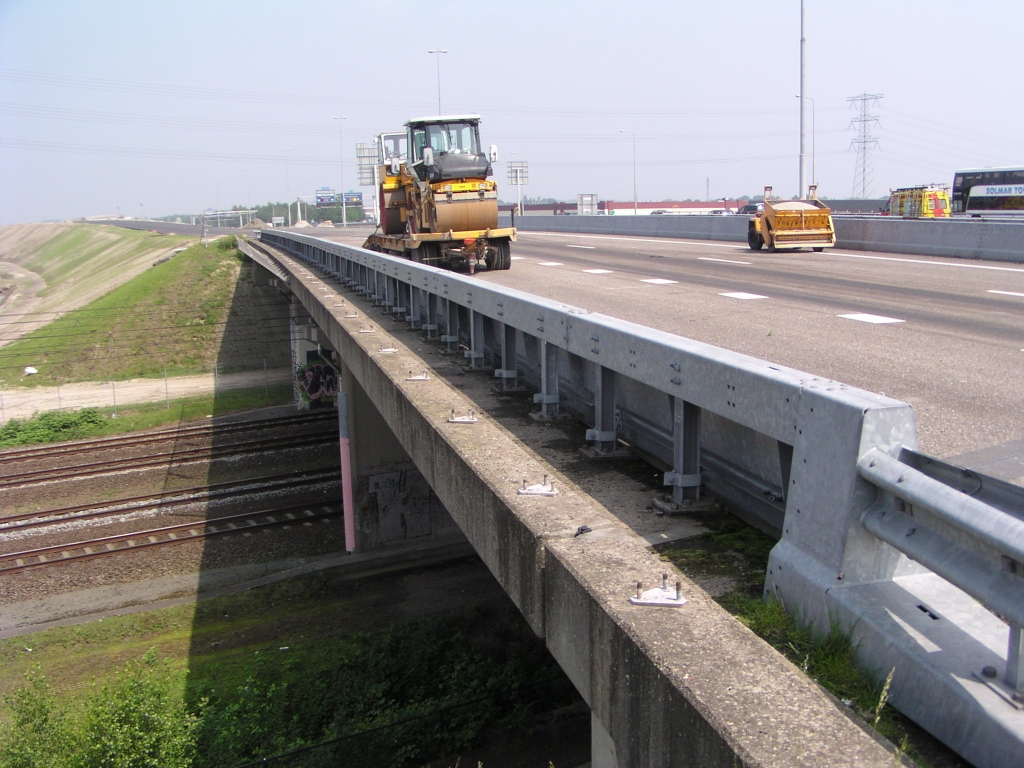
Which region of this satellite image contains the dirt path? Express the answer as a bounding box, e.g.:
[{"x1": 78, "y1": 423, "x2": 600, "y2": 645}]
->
[
  {"x1": 0, "y1": 368, "x2": 293, "y2": 423},
  {"x1": 0, "y1": 261, "x2": 47, "y2": 348}
]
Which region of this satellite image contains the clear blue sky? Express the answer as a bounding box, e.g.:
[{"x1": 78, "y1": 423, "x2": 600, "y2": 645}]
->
[{"x1": 1, "y1": 0, "x2": 1021, "y2": 224}]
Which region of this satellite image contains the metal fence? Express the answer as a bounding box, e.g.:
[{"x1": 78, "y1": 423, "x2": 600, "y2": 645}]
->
[{"x1": 254, "y1": 230, "x2": 1024, "y2": 768}]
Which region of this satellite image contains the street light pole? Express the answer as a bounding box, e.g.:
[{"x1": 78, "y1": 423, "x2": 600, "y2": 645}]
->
[
  {"x1": 427, "y1": 49, "x2": 448, "y2": 114},
  {"x1": 795, "y1": 94, "x2": 816, "y2": 187},
  {"x1": 334, "y1": 116, "x2": 348, "y2": 227},
  {"x1": 244, "y1": 167, "x2": 251, "y2": 225},
  {"x1": 620, "y1": 129, "x2": 637, "y2": 216},
  {"x1": 798, "y1": 0, "x2": 806, "y2": 197},
  {"x1": 282, "y1": 148, "x2": 291, "y2": 226}
]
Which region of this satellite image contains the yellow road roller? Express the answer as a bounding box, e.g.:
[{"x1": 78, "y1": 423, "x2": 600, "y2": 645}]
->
[{"x1": 364, "y1": 114, "x2": 515, "y2": 272}]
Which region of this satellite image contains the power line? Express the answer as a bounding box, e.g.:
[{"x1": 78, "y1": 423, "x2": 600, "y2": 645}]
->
[{"x1": 848, "y1": 93, "x2": 883, "y2": 198}]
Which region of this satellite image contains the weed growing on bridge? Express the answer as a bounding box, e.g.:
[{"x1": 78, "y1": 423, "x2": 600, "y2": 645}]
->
[{"x1": 660, "y1": 512, "x2": 957, "y2": 768}]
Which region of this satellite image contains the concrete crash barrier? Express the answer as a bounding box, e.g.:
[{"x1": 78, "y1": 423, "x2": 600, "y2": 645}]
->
[
  {"x1": 251, "y1": 231, "x2": 1024, "y2": 767},
  {"x1": 500, "y1": 213, "x2": 1024, "y2": 264}
]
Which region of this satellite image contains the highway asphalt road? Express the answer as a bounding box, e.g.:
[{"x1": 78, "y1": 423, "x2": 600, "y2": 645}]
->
[{"x1": 304, "y1": 227, "x2": 1024, "y2": 478}]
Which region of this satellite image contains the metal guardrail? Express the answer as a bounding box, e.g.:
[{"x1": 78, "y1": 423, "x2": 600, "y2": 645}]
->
[
  {"x1": 255, "y1": 229, "x2": 1024, "y2": 768},
  {"x1": 859, "y1": 447, "x2": 1024, "y2": 689}
]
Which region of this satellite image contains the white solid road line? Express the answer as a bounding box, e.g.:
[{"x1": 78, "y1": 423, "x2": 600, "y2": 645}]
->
[
  {"x1": 582, "y1": 269, "x2": 613, "y2": 274},
  {"x1": 838, "y1": 313, "x2": 905, "y2": 324},
  {"x1": 720, "y1": 292, "x2": 768, "y2": 300},
  {"x1": 988, "y1": 289, "x2": 1024, "y2": 297},
  {"x1": 510, "y1": 256, "x2": 525, "y2": 260},
  {"x1": 699, "y1": 257, "x2": 751, "y2": 265},
  {"x1": 566, "y1": 244, "x2": 597, "y2": 249},
  {"x1": 538, "y1": 262, "x2": 564, "y2": 267},
  {"x1": 828, "y1": 251, "x2": 1024, "y2": 274},
  {"x1": 640, "y1": 278, "x2": 678, "y2": 285}
]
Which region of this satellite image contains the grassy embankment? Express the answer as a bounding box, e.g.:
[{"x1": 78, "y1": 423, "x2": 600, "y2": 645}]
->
[
  {"x1": 0, "y1": 575, "x2": 580, "y2": 767},
  {"x1": 1, "y1": 237, "x2": 257, "y2": 387},
  {"x1": 0, "y1": 223, "x2": 191, "y2": 331},
  {"x1": 0, "y1": 236, "x2": 294, "y2": 444}
]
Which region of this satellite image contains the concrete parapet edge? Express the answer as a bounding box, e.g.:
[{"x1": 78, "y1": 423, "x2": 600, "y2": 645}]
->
[{"x1": 270, "y1": 248, "x2": 902, "y2": 767}]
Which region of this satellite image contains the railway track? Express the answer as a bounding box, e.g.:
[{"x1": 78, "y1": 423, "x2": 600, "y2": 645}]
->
[
  {"x1": 0, "y1": 468, "x2": 340, "y2": 534},
  {"x1": 0, "y1": 410, "x2": 336, "y2": 464},
  {"x1": 0, "y1": 431, "x2": 338, "y2": 489},
  {"x1": 0, "y1": 503, "x2": 342, "y2": 575}
]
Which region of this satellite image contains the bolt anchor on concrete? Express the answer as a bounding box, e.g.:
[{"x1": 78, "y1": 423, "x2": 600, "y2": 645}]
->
[
  {"x1": 447, "y1": 409, "x2": 478, "y2": 424},
  {"x1": 405, "y1": 371, "x2": 430, "y2": 381},
  {"x1": 518, "y1": 474, "x2": 558, "y2": 496},
  {"x1": 378, "y1": 345, "x2": 398, "y2": 354},
  {"x1": 630, "y1": 574, "x2": 686, "y2": 607}
]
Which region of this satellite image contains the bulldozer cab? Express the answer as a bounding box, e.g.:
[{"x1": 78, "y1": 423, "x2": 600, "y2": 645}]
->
[
  {"x1": 378, "y1": 132, "x2": 407, "y2": 176},
  {"x1": 406, "y1": 115, "x2": 492, "y2": 182}
]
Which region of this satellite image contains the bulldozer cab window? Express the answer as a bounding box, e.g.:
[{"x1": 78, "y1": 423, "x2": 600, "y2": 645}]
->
[
  {"x1": 425, "y1": 122, "x2": 480, "y2": 156},
  {"x1": 410, "y1": 128, "x2": 427, "y2": 162},
  {"x1": 381, "y1": 134, "x2": 407, "y2": 163}
]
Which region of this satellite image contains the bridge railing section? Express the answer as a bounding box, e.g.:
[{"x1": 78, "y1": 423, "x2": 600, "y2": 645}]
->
[{"x1": 256, "y1": 229, "x2": 1024, "y2": 768}]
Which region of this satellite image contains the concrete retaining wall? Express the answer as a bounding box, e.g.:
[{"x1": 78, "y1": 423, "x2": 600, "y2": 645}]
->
[{"x1": 502, "y1": 214, "x2": 1024, "y2": 263}]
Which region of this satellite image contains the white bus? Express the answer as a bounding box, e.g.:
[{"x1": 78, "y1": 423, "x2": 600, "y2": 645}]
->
[{"x1": 951, "y1": 167, "x2": 1024, "y2": 215}]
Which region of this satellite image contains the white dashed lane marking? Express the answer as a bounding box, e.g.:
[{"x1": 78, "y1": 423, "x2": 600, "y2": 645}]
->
[
  {"x1": 510, "y1": 256, "x2": 525, "y2": 261},
  {"x1": 566, "y1": 244, "x2": 597, "y2": 249},
  {"x1": 537, "y1": 262, "x2": 564, "y2": 267},
  {"x1": 582, "y1": 269, "x2": 613, "y2": 274},
  {"x1": 699, "y1": 257, "x2": 751, "y2": 265},
  {"x1": 640, "y1": 278, "x2": 678, "y2": 285},
  {"x1": 838, "y1": 313, "x2": 905, "y2": 324},
  {"x1": 988, "y1": 290, "x2": 1024, "y2": 298},
  {"x1": 719, "y1": 292, "x2": 768, "y2": 300}
]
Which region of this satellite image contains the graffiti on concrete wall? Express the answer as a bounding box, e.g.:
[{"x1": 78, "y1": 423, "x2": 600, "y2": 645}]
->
[
  {"x1": 366, "y1": 469, "x2": 434, "y2": 544},
  {"x1": 296, "y1": 362, "x2": 338, "y2": 406}
]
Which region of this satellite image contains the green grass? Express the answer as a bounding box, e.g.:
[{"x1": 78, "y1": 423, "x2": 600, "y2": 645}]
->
[
  {"x1": 0, "y1": 239, "x2": 247, "y2": 387},
  {"x1": 0, "y1": 385, "x2": 294, "y2": 448},
  {"x1": 0, "y1": 577, "x2": 579, "y2": 768}
]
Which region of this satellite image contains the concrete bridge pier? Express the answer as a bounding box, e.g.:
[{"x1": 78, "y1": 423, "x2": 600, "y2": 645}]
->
[
  {"x1": 334, "y1": 356, "x2": 463, "y2": 553},
  {"x1": 282, "y1": 277, "x2": 465, "y2": 556}
]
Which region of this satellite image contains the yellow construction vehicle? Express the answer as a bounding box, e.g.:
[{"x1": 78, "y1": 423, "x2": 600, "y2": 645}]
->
[
  {"x1": 747, "y1": 185, "x2": 836, "y2": 252},
  {"x1": 364, "y1": 115, "x2": 514, "y2": 272}
]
